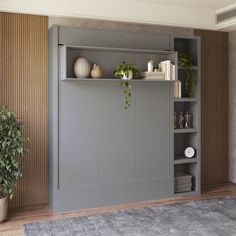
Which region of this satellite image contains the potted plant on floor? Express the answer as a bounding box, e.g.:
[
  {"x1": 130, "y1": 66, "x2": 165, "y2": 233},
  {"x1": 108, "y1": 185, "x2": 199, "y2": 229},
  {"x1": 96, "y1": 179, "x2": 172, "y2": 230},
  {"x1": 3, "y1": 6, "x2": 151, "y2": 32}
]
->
[
  {"x1": 0, "y1": 105, "x2": 28, "y2": 222},
  {"x1": 114, "y1": 61, "x2": 139, "y2": 109}
]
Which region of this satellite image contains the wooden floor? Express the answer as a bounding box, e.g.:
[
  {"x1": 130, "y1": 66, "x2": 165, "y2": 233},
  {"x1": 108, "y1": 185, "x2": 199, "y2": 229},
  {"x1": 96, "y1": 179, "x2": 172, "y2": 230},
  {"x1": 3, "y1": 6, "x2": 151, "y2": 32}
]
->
[{"x1": 0, "y1": 183, "x2": 236, "y2": 236}]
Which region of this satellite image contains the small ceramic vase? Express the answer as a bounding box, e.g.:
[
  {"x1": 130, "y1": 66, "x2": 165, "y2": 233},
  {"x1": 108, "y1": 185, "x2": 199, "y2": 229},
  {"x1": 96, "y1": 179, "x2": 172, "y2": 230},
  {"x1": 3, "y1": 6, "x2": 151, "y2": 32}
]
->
[
  {"x1": 121, "y1": 70, "x2": 133, "y2": 80},
  {"x1": 91, "y1": 64, "x2": 103, "y2": 78},
  {"x1": 74, "y1": 58, "x2": 91, "y2": 78},
  {"x1": 148, "y1": 60, "x2": 154, "y2": 72}
]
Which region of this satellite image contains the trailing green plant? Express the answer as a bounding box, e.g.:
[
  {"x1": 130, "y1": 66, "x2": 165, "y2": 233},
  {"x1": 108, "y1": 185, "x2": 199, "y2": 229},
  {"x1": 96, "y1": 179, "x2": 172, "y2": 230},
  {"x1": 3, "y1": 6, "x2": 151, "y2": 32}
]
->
[
  {"x1": 120, "y1": 81, "x2": 132, "y2": 109},
  {"x1": 114, "y1": 62, "x2": 139, "y2": 109},
  {"x1": 114, "y1": 61, "x2": 139, "y2": 80},
  {"x1": 178, "y1": 52, "x2": 196, "y2": 98},
  {"x1": 0, "y1": 105, "x2": 28, "y2": 199}
]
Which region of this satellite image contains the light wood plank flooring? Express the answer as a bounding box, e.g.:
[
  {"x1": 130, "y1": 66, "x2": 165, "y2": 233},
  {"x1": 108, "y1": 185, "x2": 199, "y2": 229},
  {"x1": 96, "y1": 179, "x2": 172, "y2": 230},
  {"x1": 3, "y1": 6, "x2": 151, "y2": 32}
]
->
[{"x1": 1, "y1": 183, "x2": 236, "y2": 236}]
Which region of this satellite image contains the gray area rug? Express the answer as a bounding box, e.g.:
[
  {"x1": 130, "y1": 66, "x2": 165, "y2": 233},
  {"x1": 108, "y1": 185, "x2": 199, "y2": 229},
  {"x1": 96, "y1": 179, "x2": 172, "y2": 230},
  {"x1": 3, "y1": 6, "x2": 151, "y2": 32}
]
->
[{"x1": 23, "y1": 197, "x2": 236, "y2": 236}]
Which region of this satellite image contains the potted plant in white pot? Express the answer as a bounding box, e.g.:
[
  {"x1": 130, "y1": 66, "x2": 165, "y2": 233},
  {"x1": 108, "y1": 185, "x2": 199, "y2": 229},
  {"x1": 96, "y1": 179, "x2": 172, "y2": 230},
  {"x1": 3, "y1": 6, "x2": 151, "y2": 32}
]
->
[
  {"x1": 0, "y1": 105, "x2": 28, "y2": 222},
  {"x1": 114, "y1": 61, "x2": 139, "y2": 109}
]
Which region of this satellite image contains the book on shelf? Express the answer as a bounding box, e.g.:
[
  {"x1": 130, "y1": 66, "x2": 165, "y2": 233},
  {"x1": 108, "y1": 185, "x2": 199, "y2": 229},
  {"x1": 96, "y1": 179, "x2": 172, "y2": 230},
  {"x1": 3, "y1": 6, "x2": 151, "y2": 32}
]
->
[
  {"x1": 140, "y1": 71, "x2": 165, "y2": 80},
  {"x1": 173, "y1": 80, "x2": 181, "y2": 98},
  {"x1": 159, "y1": 60, "x2": 176, "y2": 80}
]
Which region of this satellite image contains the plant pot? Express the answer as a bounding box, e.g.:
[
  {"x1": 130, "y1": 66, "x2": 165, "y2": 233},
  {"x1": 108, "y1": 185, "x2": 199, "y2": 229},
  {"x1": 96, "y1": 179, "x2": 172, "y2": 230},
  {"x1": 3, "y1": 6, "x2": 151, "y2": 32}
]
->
[
  {"x1": 0, "y1": 195, "x2": 8, "y2": 223},
  {"x1": 121, "y1": 70, "x2": 133, "y2": 80}
]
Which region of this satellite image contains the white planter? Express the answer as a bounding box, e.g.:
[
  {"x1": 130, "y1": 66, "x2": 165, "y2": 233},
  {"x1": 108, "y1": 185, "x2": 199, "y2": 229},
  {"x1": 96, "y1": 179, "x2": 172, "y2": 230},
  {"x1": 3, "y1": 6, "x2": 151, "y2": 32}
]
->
[
  {"x1": 121, "y1": 70, "x2": 133, "y2": 80},
  {"x1": 0, "y1": 195, "x2": 8, "y2": 223}
]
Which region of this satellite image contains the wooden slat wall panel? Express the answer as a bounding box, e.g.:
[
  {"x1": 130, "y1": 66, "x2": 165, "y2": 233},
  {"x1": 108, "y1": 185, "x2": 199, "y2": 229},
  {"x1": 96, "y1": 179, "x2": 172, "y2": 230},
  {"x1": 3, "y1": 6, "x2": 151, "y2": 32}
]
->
[
  {"x1": 194, "y1": 30, "x2": 228, "y2": 187},
  {"x1": 0, "y1": 13, "x2": 48, "y2": 208}
]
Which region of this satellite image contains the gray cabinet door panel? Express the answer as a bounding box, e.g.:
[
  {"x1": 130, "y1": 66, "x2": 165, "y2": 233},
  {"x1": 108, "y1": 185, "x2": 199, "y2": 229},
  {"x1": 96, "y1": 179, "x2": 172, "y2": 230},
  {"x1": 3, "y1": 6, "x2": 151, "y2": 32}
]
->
[
  {"x1": 55, "y1": 178, "x2": 171, "y2": 212},
  {"x1": 135, "y1": 33, "x2": 170, "y2": 51},
  {"x1": 59, "y1": 26, "x2": 100, "y2": 46},
  {"x1": 59, "y1": 81, "x2": 100, "y2": 187},
  {"x1": 98, "y1": 82, "x2": 136, "y2": 183},
  {"x1": 135, "y1": 83, "x2": 170, "y2": 180},
  {"x1": 99, "y1": 30, "x2": 135, "y2": 49}
]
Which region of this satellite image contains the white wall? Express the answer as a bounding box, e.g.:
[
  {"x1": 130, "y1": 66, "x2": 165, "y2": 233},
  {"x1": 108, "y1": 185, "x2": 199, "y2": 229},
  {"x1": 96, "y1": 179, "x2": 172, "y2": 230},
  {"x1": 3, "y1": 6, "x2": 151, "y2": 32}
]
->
[{"x1": 0, "y1": 0, "x2": 216, "y2": 30}]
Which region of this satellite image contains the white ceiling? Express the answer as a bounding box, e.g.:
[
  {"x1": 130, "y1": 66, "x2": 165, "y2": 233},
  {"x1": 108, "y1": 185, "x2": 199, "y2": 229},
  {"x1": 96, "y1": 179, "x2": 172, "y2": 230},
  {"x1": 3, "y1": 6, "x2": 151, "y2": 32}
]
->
[
  {"x1": 133, "y1": 0, "x2": 236, "y2": 11},
  {"x1": 0, "y1": 0, "x2": 236, "y2": 31}
]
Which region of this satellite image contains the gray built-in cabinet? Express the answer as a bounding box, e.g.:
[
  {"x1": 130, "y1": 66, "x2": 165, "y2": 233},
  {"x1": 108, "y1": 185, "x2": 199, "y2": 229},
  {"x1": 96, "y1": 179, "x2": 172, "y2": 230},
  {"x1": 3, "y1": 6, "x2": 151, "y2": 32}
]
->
[{"x1": 49, "y1": 25, "x2": 200, "y2": 212}]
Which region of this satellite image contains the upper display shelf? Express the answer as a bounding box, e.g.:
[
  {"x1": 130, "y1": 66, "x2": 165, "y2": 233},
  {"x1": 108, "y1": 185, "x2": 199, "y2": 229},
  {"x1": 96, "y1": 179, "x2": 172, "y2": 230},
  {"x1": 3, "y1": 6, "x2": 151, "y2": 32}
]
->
[
  {"x1": 59, "y1": 45, "x2": 178, "y2": 81},
  {"x1": 61, "y1": 78, "x2": 176, "y2": 82},
  {"x1": 60, "y1": 45, "x2": 176, "y2": 55}
]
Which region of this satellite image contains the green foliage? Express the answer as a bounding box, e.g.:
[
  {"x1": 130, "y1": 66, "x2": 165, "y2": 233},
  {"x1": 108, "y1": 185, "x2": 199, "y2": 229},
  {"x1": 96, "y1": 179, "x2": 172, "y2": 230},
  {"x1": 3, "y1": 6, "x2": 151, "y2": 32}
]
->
[
  {"x1": 179, "y1": 52, "x2": 196, "y2": 98},
  {"x1": 120, "y1": 81, "x2": 131, "y2": 109},
  {"x1": 114, "y1": 62, "x2": 139, "y2": 109},
  {"x1": 0, "y1": 105, "x2": 28, "y2": 199},
  {"x1": 114, "y1": 61, "x2": 139, "y2": 79}
]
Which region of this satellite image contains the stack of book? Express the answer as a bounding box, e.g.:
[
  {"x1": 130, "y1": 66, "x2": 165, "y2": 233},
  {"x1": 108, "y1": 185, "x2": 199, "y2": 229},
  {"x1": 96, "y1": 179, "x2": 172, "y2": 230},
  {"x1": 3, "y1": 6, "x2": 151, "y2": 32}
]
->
[
  {"x1": 159, "y1": 60, "x2": 176, "y2": 81},
  {"x1": 140, "y1": 71, "x2": 165, "y2": 80},
  {"x1": 174, "y1": 172, "x2": 192, "y2": 193}
]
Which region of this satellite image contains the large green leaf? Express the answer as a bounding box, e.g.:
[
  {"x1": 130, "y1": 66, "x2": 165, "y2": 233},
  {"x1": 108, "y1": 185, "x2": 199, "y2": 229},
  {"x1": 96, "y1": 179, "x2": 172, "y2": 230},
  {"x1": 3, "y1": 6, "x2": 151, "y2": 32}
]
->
[{"x1": 0, "y1": 105, "x2": 28, "y2": 199}]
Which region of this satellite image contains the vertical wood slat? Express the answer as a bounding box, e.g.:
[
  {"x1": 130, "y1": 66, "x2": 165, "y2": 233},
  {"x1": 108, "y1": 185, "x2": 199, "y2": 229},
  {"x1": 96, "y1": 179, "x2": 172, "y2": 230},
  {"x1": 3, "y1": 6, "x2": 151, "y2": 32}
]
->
[
  {"x1": 0, "y1": 12, "x2": 48, "y2": 208},
  {"x1": 194, "y1": 30, "x2": 228, "y2": 188}
]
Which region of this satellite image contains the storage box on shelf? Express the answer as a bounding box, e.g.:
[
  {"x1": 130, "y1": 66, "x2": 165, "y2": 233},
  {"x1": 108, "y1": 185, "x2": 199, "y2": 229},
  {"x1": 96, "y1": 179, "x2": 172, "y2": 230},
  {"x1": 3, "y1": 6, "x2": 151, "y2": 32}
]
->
[
  {"x1": 174, "y1": 171, "x2": 192, "y2": 193},
  {"x1": 174, "y1": 163, "x2": 199, "y2": 194}
]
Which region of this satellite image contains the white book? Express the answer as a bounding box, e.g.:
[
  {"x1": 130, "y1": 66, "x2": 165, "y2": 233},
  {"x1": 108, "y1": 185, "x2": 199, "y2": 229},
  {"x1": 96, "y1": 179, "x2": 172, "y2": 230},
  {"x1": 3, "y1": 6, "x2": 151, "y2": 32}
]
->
[
  {"x1": 144, "y1": 77, "x2": 165, "y2": 80},
  {"x1": 173, "y1": 81, "x2": 179, "y2": 98},
  {"x1": 166, "y1": 61, "x2": 171, "y2": 80},
  {"x1": 160, "y1": 60, "x2": 171, "y2": 80},
  {"x1": 141, "y1": 71, "x2": 165, "y2": 77},
  {"x1": 173, "y1": 80, "x2": 182, "y2": 98},
  {"x1": 178, "y1": 81, "x2": 182, "y2": 98},
  {"x1": 172, "y1": 65, "x2": 176, "y2": 80}
]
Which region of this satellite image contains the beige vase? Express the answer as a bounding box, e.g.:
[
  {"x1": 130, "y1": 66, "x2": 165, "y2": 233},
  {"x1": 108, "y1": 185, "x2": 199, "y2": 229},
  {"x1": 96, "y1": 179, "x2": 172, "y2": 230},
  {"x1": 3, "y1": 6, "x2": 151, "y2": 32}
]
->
[
  {"x1": 0, "y1": 195, "x2": 8, "y2": 223},
  {"x1": 91, "y1": 64, "x2": 103, "y2": 79}
]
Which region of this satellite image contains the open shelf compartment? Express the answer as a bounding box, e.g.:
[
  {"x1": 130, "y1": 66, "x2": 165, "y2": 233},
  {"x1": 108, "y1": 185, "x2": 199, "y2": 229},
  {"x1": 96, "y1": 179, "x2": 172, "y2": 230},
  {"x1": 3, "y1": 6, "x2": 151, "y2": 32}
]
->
[
  {"x1": 174, "y1": 163, "x2": 199, "y2": 194},
  {"x1": 174, "y1": 101, "x2": 198, "y2": 130},
  {"x1": 59, "y1": 45, "x2": 178, "y2": 80},
  {"x1": 174, "y1": 133, "x2": 198, "y2": 160}
]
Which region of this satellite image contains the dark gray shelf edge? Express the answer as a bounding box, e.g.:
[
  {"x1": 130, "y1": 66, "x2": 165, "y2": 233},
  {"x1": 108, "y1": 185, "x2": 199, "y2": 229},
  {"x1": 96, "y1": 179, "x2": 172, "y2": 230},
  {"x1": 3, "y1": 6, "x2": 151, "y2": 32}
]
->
[
  {"x1": 174, "y1": 158, "x2": 198, "y2": 164},
  {"x1": 60, "y1": 44, "x2": 176, "y2": 55},
  {"x1": 178, "y1": 66, "x2": 199, "y2": 70},
  {"x1": 174, "y1": 98, "x2": 198, "y2": 102},
  {"x1": 174, "y1": 128, "x2": 198, "y2": 133},
  {"x1": 61, "y1": 78, "x2": 176, "y2": 82},
  {"x1": 174, "y1": 190, "x2": 200, "y2": 196}
]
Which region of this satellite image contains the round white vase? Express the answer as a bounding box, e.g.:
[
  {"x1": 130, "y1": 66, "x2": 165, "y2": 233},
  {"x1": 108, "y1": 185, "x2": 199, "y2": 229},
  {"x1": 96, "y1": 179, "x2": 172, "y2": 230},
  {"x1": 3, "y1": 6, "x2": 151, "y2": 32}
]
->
[{"x1": 73, "y1": 58, "x2": 91, "y2": 78}]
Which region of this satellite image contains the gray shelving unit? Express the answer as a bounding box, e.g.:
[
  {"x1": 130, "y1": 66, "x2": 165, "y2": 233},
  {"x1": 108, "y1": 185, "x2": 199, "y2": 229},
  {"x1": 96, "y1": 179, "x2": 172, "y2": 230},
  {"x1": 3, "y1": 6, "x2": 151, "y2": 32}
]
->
[
  {"x1": 48, "y1": 25, "x2": 200, "y2": 212},
  {"x1": 171, "y1": 35, "x2": 201, "y2": 195},
  {"x1": 49, "y1": 25, "x2": 180, "y2": 212}
]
